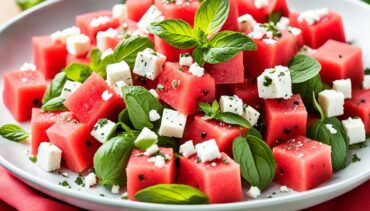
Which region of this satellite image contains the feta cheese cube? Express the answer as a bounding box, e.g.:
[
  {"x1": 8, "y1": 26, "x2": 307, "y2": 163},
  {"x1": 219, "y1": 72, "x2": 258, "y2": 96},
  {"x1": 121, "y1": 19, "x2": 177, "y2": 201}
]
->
[
  {"x1": 242, "y1": 105, "x2": 260, "y2": 126},
  {"x1": 280, "y1": 186, "x2": 291, "y2": 193},
  {"x1": 195, "y1": 139, "x2": 222, "y2": 163},
  {"x1": 50, "y1": 26, "x2": 80, "y2": 44},
  {"x1": 219, "y1": 95, "x2": 244, "y2": 115},
  {"x1": 149, "y1": 109, "x2": 161, "y2": 122},
  {"x1": 84, "y1": 173, "x2": 97, "y2": 188},
  {"x1": 237, "y1": 14, "x2": 257, "y2": 32},
  {"x1": 20, "y1": 62, "x2": 36, "y2": 71},
  {"x1": 111, "y1": 185, "x2": 120, "y2": 194},
  {"x1": 298, "y1": 8, "x2": 329, "y2": 25},
  {"x1": 101, "y1": 90, "x2": 113, "y2": 101},
  {"x1": 149, "y1": 89, "x2": 159, "y2": 99},
  {"x1": 254, "y1": 0, "x2": 268, "y2": 9},
  {"x1": 318, "y1": 90, "x2": 345, "y2": 117},
  {"x1": 342, "y1": 117, "x2": 366, "y2": 145},
  {"x1": 101, "y1": 48, "x2": 114, "y2": 59},
  {"x1": 106, "y1": 61, "x2": 133, "y2": 88},
  {"x1": 135, "y1": 127, "x2": 158, "y2": 145},
  {"x1": 90, "y1": 16, "x2": 111, "y2": 28},
  {"x1": 137, "y1": 5, "x2": 164, "y2": 33},
  {"x1": 179, "y1": 53, "x2": 193, "y2": 66},
  {"x1": 37, "y1": 142, "x2": 62, "y2": 172},
  {"x1": 288, "y1": 27, "x2": 302, "y2": 36},
  {"x1": 247, "y1": 186, "x2": 261, "y2": 199},
  {"x1": 333, "y1": 79, "x2": 352, "y2": 99},
  {"x1": 133, "y1": 48, "x2": 166, "y2": 80},
  {"x1": 248, "y1": 24, "x2": 268, "y2": 40},
  {"x1": 147, "y1": 155, "x2": 165, "y2": 168},
  {"x1": 112, "y1": 4, "x2": 128, "y2": 22},
  {"x1": 189, "y1": 63, "x2": 205, "y2": 77},
  {"x1": 158, "y1": 109, "x2": 187, "y2": 138},
  {"x1": 144, "y1": 144, "x2": 159, "y2": 156},
  {"x1": 97, "y1": 28, "x2": 122, "y2": 52},
  {"x1": 60, "y1": 80, "x2": 82, "y2": 99},
  {"x1": 90, "y1": 118, "x2": 116, "y2": 143},
  {"x1": 114, "y1": 80, "x2": 127, "y2": 97},
  {"x1": 257, "y1": 66, "x2": 293, "y2": 99},
  {"x1": 276, "y1": 17, "x2": 290, "y2": 30},
  {"x1": 363, "y1": 75, "x2": 370, "y2": 89},
  {"x1": 179, "y1": 140, "x2": 196, "y2": 158},
  {"x1": 66, "y1": 34, "x2": 90, "y2": 57}
]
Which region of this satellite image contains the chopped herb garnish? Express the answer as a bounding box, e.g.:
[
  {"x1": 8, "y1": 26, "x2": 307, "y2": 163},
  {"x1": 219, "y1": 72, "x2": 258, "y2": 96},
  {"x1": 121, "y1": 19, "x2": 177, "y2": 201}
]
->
[
  {"x1": 59, "y1": 180, "x2": 70, "y2": 188},
  {"x1": 263, "y1": 76, "x2": 273, "y2": 87},
  {"x1": 75, "y1": 176, "x2": 84, "y2": 186},
  {"x1": 157, "y1": 84, "x2": 164, "y2": 91},
  {"x1": 29, "y1": 156, "x2": 37, "y2": 163},
  {"x1": 352, "y1": 154, "x2": 361, "y2": 163}
]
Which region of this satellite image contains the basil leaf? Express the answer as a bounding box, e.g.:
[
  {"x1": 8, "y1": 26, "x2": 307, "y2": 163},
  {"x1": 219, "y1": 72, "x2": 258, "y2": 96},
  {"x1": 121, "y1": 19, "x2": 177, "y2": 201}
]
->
[
  {"x1": 233, "y1": 135, "x2": 276, "y2": 190},
  {"x1": 289, "y1": 55, "x2": 322, "y2": 83},
  {"x1": 89, "y1": 49, "x2": 116, "y2": 79},
  {"x1": 118, "y1": 109, "x2": 134, "y2": 128},
  {"x1": 0, "y1": 124, "x2": 29, "y2": 142},
  {"x1": 204, "y1": 31, "x2": 256, "y2": 64},
  {"x1": 365, "y1": 68, "x2": 370, "y2": 75},
  {"x1": 312, "y1": 91, "x2": 326, "y2": 122},
  {"x1": 93, "y1": 135, "x2": 134, "y2": 185},
  {"x1": 192, "y1": 47, "x2": 206, "y2": 66},
  {"x1": 41, "y1": 97, "x2": 67, "y2": 112},
  {"x1": 243, "y1": 127, "x2": 263, "y2": 140},
  {"x1": 114, "y1": 36, "x2": 153, "y2": 69},
  {"x1": 148, "y1": 19, "x2": 197, "y2": 49},
  {"x1": 292, "y1": 74, "x2": 323, "y2": 110},
  {"x1": 42, "y1": 71, "x2": 67, "y2": 104},
  {"x1": 64, "y1": 63, "x2": 92, "y2": 82},
  {"x1": 198, "y1": 100, "x2": 220, "y2": 119},
  {"x1": 135, "y1": 139, "x2": 158, "y2": 150},
  {"x1": 135, "y1": 184, "x2": 209, "y2": 204},
  {"x1": 267, "y1": 11, "x2": 282, "y2": 24},
  {"x1": 194, "y1": 0, "x2": 230, "y2": 35},
  {"x1": 215, "y1": 112, "x2": 252, "y2": 129},
  {"x1": 157, "y1": 136, "x2": 179, "y2": 150}
]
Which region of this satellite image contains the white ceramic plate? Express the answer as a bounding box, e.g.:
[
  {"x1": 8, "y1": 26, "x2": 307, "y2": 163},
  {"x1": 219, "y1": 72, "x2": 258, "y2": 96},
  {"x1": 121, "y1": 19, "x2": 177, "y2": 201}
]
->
[{"x1": 1, "y1": 0, "x2": 370, "y2": 210}]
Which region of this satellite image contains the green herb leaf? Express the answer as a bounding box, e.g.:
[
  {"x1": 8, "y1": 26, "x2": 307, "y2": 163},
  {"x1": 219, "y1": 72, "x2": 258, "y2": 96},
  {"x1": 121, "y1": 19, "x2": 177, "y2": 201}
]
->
[
  {"x1": 157, "y1": 136, "x2": 179, "y2": 150},
  {"x1": 148, "y1": 19, "x2": 197, "y2": 49},
  {"x1": 135, "y1": 139, "x2": 158, "y2": 150},
  {"x1": 365, "y1": 68, "x2": 370, "y2": 75},
  {"x1": 90, "y1": 49, "x2": 116, "y2": 79},
  {"x1": 0, "y1": 124, "x2": 29, "y2": 142},
  {"x1": 243, "y1": 127, "x2": 263, "y2": 140},
  {"x1": 41, "y1": 97, "x2": 67, "y2": 112},
  {"x1": 192, "y1": 47, "x2": 206, "y2": 66},
  {"x1": 292, "y1": 74, "x2": 323, "y2": 110},
  {"x1": 64, "y1": 63, "x2": 92, "y2": 82},
  {"x1": 135, "y1": 184, "x2": 209, "y2": 204},
  {"x1": 288, "y1": 55, "x2": 322, "y2": 83},
  {"x1": 16, "y1": 0, "x2": 45, "y2": 10},
  {"x1": 312, "y1": 91, "x2": 326, "y2": 122},
  {"x1": 198, "y1": 100, "x2": 220, "y2": 119},
  {"x1": 29, "y1": 155, "x2": 37, "y2": 163},
  {"x1": 232, "y1": 135, "x2": 276, "y2": 190},
  {"x1": 42, "y1": 71, "x2": 67, "y2": 104},
  {"x1": 267, "y1": 11, "x2": 282, "y2": 24},
  {"x1": 75, "y1": 176, "x2": 84, "y2": 186},
  {"x1": 194, "y1": 0, "x2": 230, "y2": 35},
  {"x1": 215, "y1": 112, "x2": 252, "y2": 129},
  {"x1": 352, "y1": 154, "x2": 361, "y2": 163}
]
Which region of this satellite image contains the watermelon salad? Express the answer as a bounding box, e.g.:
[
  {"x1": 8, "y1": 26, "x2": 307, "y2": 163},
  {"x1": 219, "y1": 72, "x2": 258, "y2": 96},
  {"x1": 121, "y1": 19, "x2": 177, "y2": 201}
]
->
[{"x1": 1, "y1": 0, "x2": 370, "y2": 205}]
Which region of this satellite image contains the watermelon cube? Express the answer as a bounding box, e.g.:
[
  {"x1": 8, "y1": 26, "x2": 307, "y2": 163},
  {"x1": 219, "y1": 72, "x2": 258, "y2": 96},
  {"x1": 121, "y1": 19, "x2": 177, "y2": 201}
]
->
[
  {"x1": 273, "y1": 136, "x2": 332, "y2": 191},
  {"x1": 264, "y1": 94, "x2": 307, "y2": 147},
  {"x1": 312, "y1": 40, "x2": 364, "y2": 86},
  {"x1": 154, "y1": 36, "x2": 193, "y2": 62},
  {"x1": 237, "y1": 0, "x2": 289, "y2": 23},
  {"x1": 344, "y1": 89, "x2": 370, "y2": 134},
  {"x1": 154, "y1": 0, "x2": 200, "y2": 26},
  {"x1": 290, "y1": 11, "x2": 345, "y2": 49},
  {"x1": 178, "y1": 153, "x2": 242, "y2": 203},
  {"x1": 31, "y1": 108, "x2": 72, "y2": 155},
  {"x1": 133, "y1": 75, "x2": 159, "y2": 90},
  {"x1": 230, "y1": 79, "x2": 261, "y2": 110},
  {"x1": 46, "y1": 119, "x2": 101, "y2": 172},
  {"x1": 76, "y1": 10, "x2": 120, "y2": 43},
  {"x1": 126, "y1": 0, "x2": 153, "y2": 22},
  {"x1": 32, "y1": 36, "x2": 67, "y2": 79},
  {"x1": 64, "y1": 72, "x2": 125, "y2": 129},
  {"x1": 182, "y1": 115, "x2": 247, "y2": 155},
  {"x1": 3, "y1": 70, "x2": 47, "y2": 121},
  {"x1": 157, "y1": 62, "x2": 215, "y2": 115},
  {"x1": 205, "y1": 52, "x2": 244, "y2": 84},
  {"x1": 66, "y1": 54, "x2": 91, "y2": 65},
  {"x1": 221, "y1": 0, "x2": 239, "y2": 31},
  {"x1": 126, "y1": 148, "x2": 175, "y2": 200}
]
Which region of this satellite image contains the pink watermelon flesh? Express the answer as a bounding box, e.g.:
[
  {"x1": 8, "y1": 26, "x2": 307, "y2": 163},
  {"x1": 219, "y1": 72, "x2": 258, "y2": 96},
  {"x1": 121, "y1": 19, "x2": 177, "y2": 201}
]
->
[
  {"x1": 237, "y1": 0, "x2": 289, "y2": 23},
  {"x1": 66, "y1": 54, "x2": 91, "y2": 65},
  {"x1": 221, "y1": 0, "x2": 239, "y2": 31},
  {"x1": 344, "y1": 89, "x2": 370, "y2": 134},
  {"x1": 178, "y1": 153, "x2": 243, "y2": 203},
  {"x1": 230, "y1": 79, "x2": 261, "y2": 110},
  {"x1": 205, "y1": 52, "x2": 244, "y2": 84},
  {"x1": 154, "y1": 36, "x2": 193, "y2": 62},
  {"x1": 155, "y1": 0, "x2": 200, "y2": 26},
  {"x1": 126, "y1": 148, "x2": 175, "y2": 200},
  {"x1": 273, "y1": 136, "x2": 332, "y2": 191},
  {"x1": 126, "y1": 0, "x2": 153, "y2": 22}
]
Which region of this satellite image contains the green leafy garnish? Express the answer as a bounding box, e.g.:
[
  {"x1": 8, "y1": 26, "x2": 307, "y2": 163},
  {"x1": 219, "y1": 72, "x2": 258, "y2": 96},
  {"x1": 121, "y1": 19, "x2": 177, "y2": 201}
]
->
[
  {"x1": 41, "y1": 97, "x2": 67, "y2": 112},
  {"x1": 0, "y1": 124, "x2": 29, "y2": 142},
  {"x1": 267, "y1": 11, "x2": 282, "y2": 24},
  {"x1": 365, "y1": 68, "x2": 370, "y2": 75},
  {"x1": 194, "y1": 0, "x2": 230, "y2": 35},
  {"x1": 75, "y1": 176, "x2": 84, "y2": 186},
  {"x1": 42, "y1": 71, "x2": 67, "y2": 104},
  {"x1": 292, "y1": 75, "x2": 323, "y2": 111},
  {"x1": 64, "y1": 63, "x2": 92, "y2": 82},
  {"x1": 17, "y1": 0, "x2": 45, "y2": 10},
  {"x1": 29, "y1": 155, "x2": 37, "y2": 163},
  {"x1": 89, "y1": 49, "x2": 116, "y2": 79},
  {"x1": 135, "y1": 139, "x2": 158, "y2": 150},
  {"x1": 352, "y1": 154, "x2": 361, "y2": 163},
  {"x1": 289, "y1": 54, "x2": 322, "y2": 83}
]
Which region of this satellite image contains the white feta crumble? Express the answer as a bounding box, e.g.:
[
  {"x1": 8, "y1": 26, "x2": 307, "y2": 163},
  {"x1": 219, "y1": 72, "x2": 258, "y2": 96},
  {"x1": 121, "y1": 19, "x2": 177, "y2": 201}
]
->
[
  {"x1": 111, "y1": 185, "x2": 120, "y2": 194},
  {"x1": 84, "y1": 173, "x2": 97, "y2": 188},
  {"x1": 149, "y1": 109, "x2": 161, "y2": 122},
  {"x1": 280, "y1": 186, "x2": 291, "y2": 193},
  {"x1": 133, "y1": 48, "x2": 167, "y2": 80},
  {"x1": 60, "y1": 80, "x2": 82, "y2": 99},
  {"x1": 363, "y1": 75, "x2": 370, "y2": 90},
  {"x1": 237, "y1": 14, "x2": 257, "y2": 32},
  {"x1": 333, "y1": 79, "x2": 352, "y2": 99},
  {"x1": 299, "y1": 45, "x2": 317, "y2": 55},
  {"x1": 276, "y1": 17, "x2": 290, "y2": 30},
  {"x1": 144, "y1": 144, "x2": 159, "y2": 156},
  {"x1": 298, "y1": 8, "x2": 329, "y2": 25},
  {"x1": 158, "y1": 109, "x2": 187, "y2": 138},
  {"x1": 135, "y1": 127, "x2": 158, "y2": 147},
  {"x1": 50, "y1": 26, "x2": 80, "y2": 44},
  {"x1": 189, "y1": 63, "x2": 205, "y2": 77},
  {"x1": 101, "y1": 90, "x2": 113, "y2": 101},
  {"x1": 211, "y1": 162, "x2": 217, "y2": 167},
  {"x1": 149, "y1": 89, "x2": 159, "y2": 99},
  {"x1": 257, "y1": 66, "x2": 293, "y2": 99},
  {"x1": 179, "y1": 53, "x2": 193, "y2": 66},
  {"x1": 62, "y1": 172, "x2": 69, "y2": 177},
  {"x1": 219, "y1": 95, "x2": 244, "y2": 115},
  {"x1": 318, "y1": 90, "x2": 344, "y2": 117},
  {"x1": 114, "y1": 80, "x2": 127, "y2": 97},
  {"x1": 66, "y1": 34, "x2": 90, "y2": 57},
  {"x1": 90, "y1": 16, "x2": 111, "y2": 28},
  {"x1": 242, "y1": 105, "x2": 260, "y2": 126},
  {"x1": 97, "y1": 28, "x2": 122, "y2": 52},
  {"x1": 137, "y1": 5, "x2": 164, "y2": 33},
  {"x1": 263, "y1": 38, "x2": 277, "y2": 45},
  {"x1": 37, "y1": 142, "x2": 62, "y2": 172},
  {"x1": 254, "y1": 0, "x2": 268, "y2": 9},
  {"x1": 101, "y1": 48, "x2": 114, "y2": 59},
  {"x1": 195, "y1": 139, "x2": 222, "y2": 163},
  {"x1": 325, "y1": 124, "x2": 337, "y2": 134},
  {"x1": 112, "y1": 4, "x2": 128, "y2": 22},
  {"x1": 90, "y1": 118, "x2": 116, "y2": 143},
  {"x1": 148, "y1": 155, "x2": 166, "y2": 168},
  {"x1": 248, "y1": 24, "x2": 268, "y2": 40},
  {"x1": 247, "y1": 186, "x2": 261, "y2": 199},
  {"x1": 21, "y1": 78, "x2": 28, "y2": 83},
  {"x1": 20, "y1": 62, "x2": 36, "y2": 71},
  {"x1": 179, "y1": 140, "x2": 196, "y2": 158},
  {"x1": 288, "y1": 27, "x2": 302, "y2": 36},
  {"x1": 106, "y1": 60, "x2": 133, "y2": 88},
  {"x1": 342, "y1": 117, "x2": 366, "y2": 145}
]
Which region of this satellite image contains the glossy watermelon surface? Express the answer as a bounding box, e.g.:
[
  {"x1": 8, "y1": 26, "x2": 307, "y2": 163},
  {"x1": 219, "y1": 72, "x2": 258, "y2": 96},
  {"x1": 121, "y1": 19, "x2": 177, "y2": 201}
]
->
[
  {"x1": 155, "y1": 0, "x2": 200, "y2": 26},
  {"x1": 126, "y1": 0, "x2": 153, "y2": 22},
  {"x1": 237, "y1": 0, "x2": 289, "y2": 23},
  {"x1": 205, "y1": 52, "x2": 244, "y2": 84},
  {"x1": 344, "y1": 89, "x2": 370, "y2": 134},
  {"x1": 230, "y1": 79, "x2": 261, "y2": 110}
]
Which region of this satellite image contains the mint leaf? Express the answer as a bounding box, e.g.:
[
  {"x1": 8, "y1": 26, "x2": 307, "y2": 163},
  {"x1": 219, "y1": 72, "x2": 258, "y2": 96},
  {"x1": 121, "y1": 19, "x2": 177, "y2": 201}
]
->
[
  {"x1": 214, "y1": 112, "x2": 252, "y2": 129},
  {"x1": 198, "y1": 100, "x2": 220, "y2": 119},
  {"x1": 289, "y1": 55, "x2": 322, "y2": 83},
  {"x1": 64, "y1": 63, "x2": 92, "y2": 82},
  {"x1": 90, "y1": 49, "x2": 115, "y2": 79},
  {"x1": 192, "y1": 47, "x2": 206, "y2": 66},
  {"x1": 194, "y1": 0, "x2": 230, "y2": 35},
  {"x1": 41, "y1": 97, "x2": 67, "y2": 112},
  {"x1": 0, "y1": 124, "x2": 29, "y2": 142},
  {"x1": 135, "y1": 139, "x2": 158, "y2": 150},
  {"x1": 267, "y1": 11, "x2": 282, "y2": 24},
  {"x1": 148, "y1": 19, "x2": 197, "y2": 49},
  {"x1": 42, "y1": 71, "x2": 67, "y2": 104},
  {"x1": 292, "y1": 74, "x2": 323, "y2": 110},
  {"x1": 135, "y1": 184, "x2": 209, "y2": 204}
]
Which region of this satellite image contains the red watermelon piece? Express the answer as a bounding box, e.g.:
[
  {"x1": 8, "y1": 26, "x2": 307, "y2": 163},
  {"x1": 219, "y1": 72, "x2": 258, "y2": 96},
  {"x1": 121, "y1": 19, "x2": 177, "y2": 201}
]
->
[
  {"x1": 237, "y1": 0, "x2": 289, "y2": 23},
  {"x1": 157, "y1": 62, "x2": 215, "y2": 115},
  {"x1": 205, "y1": 52, "x2": 244, "y2": 84},
  {"x1": 182, "y1": 115, "x2": 247, "y2": 156},
  {"x1": 127, "y1": 148, "x2": 175, "y2": 200},
  {"x1": 3, "y1": 70, "x2": 46, "y2": 121},
  {"x1": 273, "y1": 136, "x2": 332, "y2": 191},
  {"x1": 116, "y1": 19, "x2": 139, "y2": 34},
  {"x1": 132, "y1": 75, "x2": 159, "y2": 90},
  {"x1": 66, "y1": 54, "x2": 91, "y2": 65},
  {"x1": 32, "y1": 36, "x2": 67, "y2": 79},
  {"x1": 230, "y1": 79, "x2": 261, "y2": 110},
  {"x1": 312, "y1": 40, "x2": 364, "y2": 86},
  {"x1": 154, "y1": 36, "x2": 193, "y2": 62},
  {"x1": 344, "y1": 89, "x2": 370, "y2": 134},
  {"x1": 155, "y1": 0, "x2": 200, "y2": 26},
  {"x1": 221, "y1": 0, "x2": 239, "y2": 31},
  {"x1": 178, "y1": 153, "x2": 242, "y2": 203},
  {"x1": 264, "y1": 94, "x2": 307, "y2": 147},
  {"x1": 126, "y1": 0, "x2": 154, "y2": 22},
  {"x1": 46, "y1": 119, "x2": 101, "y2": 172}
]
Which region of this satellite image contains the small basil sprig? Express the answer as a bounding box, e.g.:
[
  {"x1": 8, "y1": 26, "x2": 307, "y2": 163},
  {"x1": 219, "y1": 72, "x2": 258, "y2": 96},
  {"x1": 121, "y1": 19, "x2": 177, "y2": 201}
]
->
[
  {"x1": 199, "y1": 100, "x2": 252, "y2": 129},
  {"x1": 148, "y1": 0, "x2": 256, "y2": 66},
  {"x1": 267, "y1": 11, "x2": 282, "y2": 23},
  {"x1": 42, "y1": 71, "x2": 67, "y2": 104},
  {"x1": 0, "y1": 124, "x2": 29, "y2": 142},
  {"x1": 135, "y1": 139, "x2": 158, "y2": 150},
  {"x1": 135, "y1": 184, "x2": 209, "y2": 204},
  {"x1": 365, "y1": 68, "x2": 370, "y2": 75},
  {"x1": 41, "y1": 97, "x2": 67, "y2": 112}
]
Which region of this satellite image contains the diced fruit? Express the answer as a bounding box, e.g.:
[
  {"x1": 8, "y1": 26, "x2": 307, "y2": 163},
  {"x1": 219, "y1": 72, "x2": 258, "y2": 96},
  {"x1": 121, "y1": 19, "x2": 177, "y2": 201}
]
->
[
  {"x1": 126, "y1": 0, "x2": 153, "y2": 22},
  {"x1": 264, "y1": 94, "x2": 307, "y2": 147},
  {"x1": 157, "y1": 62, "x2": 215, "y2": 114},
  {"x1": 273, "y1": 136, "x2": 332, "y2": 191},
  {"x1": 312, "y1": 40, "x2": 364, "y2": 86},
  {"x1": 178, "y1": 153, "x2": 242, "y2": 203},
  {"x1": 46, "y1": 119, "x2": 101, "y2": 172},
  {"x1": 221, "y1": 0, "x2": 239, "y2": 31},
  {"x1": 343, "y1": 89, "x2": 370, "y2": 134},
  {"x1": 154, "y1": 0, "x2": 200, "y2": 26},
  {"x1": 342, "y1": 117, "x2": 366, "y2": 145},
  {"x1": 154, "y1": 36, "x2": 193, "y2": 62},
  {"x1": 182, "y1": 115, "x2": 247, "y2": 156},
  {"x1": 3, "y1": 70, "x2": 47, "y2": 121},
  {"x1": 32, "y1": 36, "x2": 67, "y2": 79},
  {"x1": 205, "y1": 52, "x2": 244, "y2": 84},
  {"x1": 126, "y1": 148, "x2": 175, "y2": 200},
  {"x1": 37, "y1": 142, "x2": 62, "y2": 172},
  {"x1": 64, "y1": 72, "x2": 125, "y2": 129},
  {"x1": 257, "y1": 65, "x2": 292, "y2": 99},
  {"x1": 230, "y1": 79, "x2": 261, "y2": 110},
  {"x1": 318, "y1": 90, "x2": 345, "y2": 118},
  {"x1": 133, "y1": 75, "x2": 159, "y2": 90},
  {"x1": 66, "y1": 54, "x2": 91, "y2": 65},
  {"x1": 237, "y1": 0, "x2": 289, "y2": 23}
]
